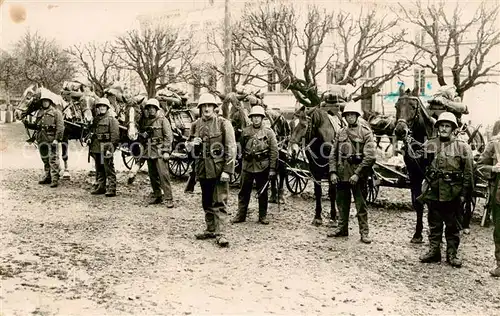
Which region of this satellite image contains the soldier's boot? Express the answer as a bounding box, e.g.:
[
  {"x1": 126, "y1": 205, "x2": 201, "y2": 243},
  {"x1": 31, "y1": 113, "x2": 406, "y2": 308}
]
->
[
  {"x1": 446, "y1": 250, "x2": 463, "y2": 268},
  {"x1": 148, "y1": 196, "x2": 163, "y2": 205},
  {"x1": 105, "y1": 191, "x2": 116, "y2": 197},
  {"x1": 195, "y1": 231, "x2": 217, "y2": 240},
  {"x1": 258, "y1": 216, "x2": 270, "y2": 225},
  {"x1": 419, "y1": 248, "x2": 442, "y2": 263},
  {"x1": 165, "y1": 199, "x2": 174, "y2": 208},
  {"x1": 91, "y1": 184, "x2": 106, "y2": 195},
  {"x1": 38, "y1": 177, "x2": 51, "y2": 185},
  {"x1": 269, "y1": 193, "x2": 277, "y2": 204},
  {"x1": 360, "y1": 233, "x2": 372, "y2": 244},
  {"x1": 490, "y1": 262, "x2": 500, "y2": 278},
  {"x1": 216, "y1": 235, "x2": 229, "y2": 247},
  {"x1": 50, "y1": 180, "x2": 59, "y2": 188},
  {"x1": 327, "y1": 227, "x2": 349, "y2": 238},
  {"x1": 231, "y1": 211, "x2": 247, "y2": 224}
]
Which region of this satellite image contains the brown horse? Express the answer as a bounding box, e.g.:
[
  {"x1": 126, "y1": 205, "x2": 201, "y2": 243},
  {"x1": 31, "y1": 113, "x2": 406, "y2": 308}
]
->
[
  {"x1": 289, "y1": 106, "x2": 338, "y2": 226},
  {"x1": 394, "y1": 85, "x2": 485, "y2": 242}
]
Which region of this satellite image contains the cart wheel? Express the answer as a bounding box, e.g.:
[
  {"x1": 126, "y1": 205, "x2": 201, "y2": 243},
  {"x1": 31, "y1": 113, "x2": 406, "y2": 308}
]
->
[
  {"x1": 168, "y1": 157, "x2": 189, "y2": 178},
  {"x1": 122, "y1": 151, "x2": 134, "y2": 170},
  {"x1": 481, "y1": 189, "x2": 491, "y2": 227},
  {"x1": 362, "y1": 172, "x2": 380, "y2": 203},
  {"x1": 285, "y1": 169, "x2": 308, "y2": 194}
]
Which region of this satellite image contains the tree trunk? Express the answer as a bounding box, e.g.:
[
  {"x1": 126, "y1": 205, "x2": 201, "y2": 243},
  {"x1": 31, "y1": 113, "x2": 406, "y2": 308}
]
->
[{"x1": 147, "y1": 80, "x2": 156, "y2": 98}]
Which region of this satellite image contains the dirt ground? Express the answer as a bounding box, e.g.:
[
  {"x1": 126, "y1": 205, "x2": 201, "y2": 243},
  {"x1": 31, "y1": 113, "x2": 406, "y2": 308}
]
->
[{"x1": 1, "y1": 122, "x2": 499, "y2": 316}]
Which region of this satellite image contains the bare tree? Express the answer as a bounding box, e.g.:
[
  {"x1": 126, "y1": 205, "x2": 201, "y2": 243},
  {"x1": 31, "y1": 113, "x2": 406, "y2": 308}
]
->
[
  {"x1": 115, "y1": 26, "x2": 197, "y2": 98},
  {"x1": 237, "y1": 2, "x2": 411, "y2": 106},
  {"x1": 332, "y1": 8, "x2": 416, "y2": 101},
  {"x1": 398, "y1": 0, "x2": 500, "y2": 98},
  {"x1": 67, "y1": 41, "x2": 119, "y2": 96},
  {"x1": 13, "y1": 30, "x2": 76, "y2": 92}
]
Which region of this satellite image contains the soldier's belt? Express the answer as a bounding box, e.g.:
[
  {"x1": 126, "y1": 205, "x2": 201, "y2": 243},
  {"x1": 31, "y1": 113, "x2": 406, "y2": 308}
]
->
[
  {"x1": 40, "y1": 125, "x2": 56, "y2": 132},
  {"x1": 149, "y1": 137, "x2": 163, "y2": 145},
  {"x1": 340, "y1": 154, "x2": 363, "y2": 164},
  {"x1": 96, "y1": 133, "x2": 111, "y2": 141},
  {"x1": 427, "y1": 170, "x2": 463, "y2": 182}
]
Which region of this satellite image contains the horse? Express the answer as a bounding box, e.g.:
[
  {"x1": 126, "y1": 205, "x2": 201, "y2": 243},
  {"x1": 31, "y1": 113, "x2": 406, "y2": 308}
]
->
[
  {"x1": 289, "y1": 105, "x2": 338, "y2": 226},
  {"x1": 264, "y1": 107, "x2": 291, "y2": 204},
  {"x1": 393, "y1": 85, "x2": 485, "y2": 242},
  {"x1": 17, "y1": 84, "x2": 95, "y2": 179}
]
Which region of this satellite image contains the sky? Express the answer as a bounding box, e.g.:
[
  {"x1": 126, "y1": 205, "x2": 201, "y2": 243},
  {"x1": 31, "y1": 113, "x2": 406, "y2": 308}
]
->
[{"x1": 0, "y1": 0, "x2": 220, "y2": 49}]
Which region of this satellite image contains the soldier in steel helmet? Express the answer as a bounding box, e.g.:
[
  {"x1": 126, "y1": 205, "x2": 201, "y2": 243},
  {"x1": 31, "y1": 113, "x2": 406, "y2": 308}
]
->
[
  {"x1": 418, "y1": 111, "x2": 473, "y2": 268},
  {"x1": 474, "y1": 119, "x2": 500, "y2": 277},
  {"x1": 231, "y1": 105, "x2": 278, "y2": 225},
  {"x1": 328, "y1": 102, "x2": 376, "y2": 244},
  {"x1": 139, "y1": 98, "x2": 174, "y2": 207},
  {"x1": 89, "y1": 97, "x2": 120, "y2": 197},
  {"x1": 23, "y1": 91, "x2": 64, "y2": 188},
  {"x1": 187, "y1": 93, "x2": 236, "y2": 247}
]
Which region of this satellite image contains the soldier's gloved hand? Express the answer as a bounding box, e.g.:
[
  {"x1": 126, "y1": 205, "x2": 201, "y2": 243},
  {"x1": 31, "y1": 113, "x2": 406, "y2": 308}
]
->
[
  {"x1": 193, "y1": 137, "x2": 202, "y2": 146},
  {"x1": 349, "y1": 174, "x2": 359, "y2": 185},
  {"x1": 52, "y1": 140, "x2": 58, "y2": 146},
  {"x1": 140, "y1": 132, "x2": 149, "y2": 139},
  {"x1": 492, "y1": 163, "x2": 500, "y2": 173},
  {"x1": 162, "y1": 152, "x2": 170, "y2": 161},
  {"x1": 105, "y1": 150, "x2": 113, "y2": 157},
  {"x1": 330, "y1": 173, "x2": 338, "y2": 184},
  {"x1": 220, "y1": 171, "x2": 230, "y2": 182},
  {"x1": 269, "y1": 169, "x2": 277, "y2": 179}
]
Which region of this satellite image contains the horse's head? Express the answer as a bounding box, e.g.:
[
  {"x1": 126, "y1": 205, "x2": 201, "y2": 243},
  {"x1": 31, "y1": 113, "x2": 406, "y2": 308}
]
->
[
  {"x1": 17, "y1": 84, "x2": 42, "y2": 118},
  {"x1": 79, "y1": 93, "x2": 97, "y2": 123},
  {"x1": 394, "y1": 86, "x2": 421, "y2": 140},
  {"x1": 289, "y1": 106, "x2": 311, "y2": 155},
  {"x1": 123, "y1": 99, "x2": 145, "y2": 141}
]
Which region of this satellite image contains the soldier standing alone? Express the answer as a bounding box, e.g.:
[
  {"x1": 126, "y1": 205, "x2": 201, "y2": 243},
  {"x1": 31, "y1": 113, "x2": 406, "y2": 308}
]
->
[
  {"x1": 231, "y1": 105, "x2": 278, "y2": 225},
  {"x1": 187, "y1": 93, "x2": 236, "y2": 247},
  {"x1": 418, "y1": 112, "x2": 473, "y2": 268},
  {"x1": 328, "y1": 102, "x2": 376, "y2": 244},
  {"x1": 476, "y1": 119, "x2": 500, "y2": 277},
  {"x1": 23, "y1": 91, "x2": 64, "y2": 188},
  {"x1": 139, "y1": 98, "x2": 174, "y2": 207},
  {"x1": 89, "y1": 98, "x2": 120, "y2": 197}
]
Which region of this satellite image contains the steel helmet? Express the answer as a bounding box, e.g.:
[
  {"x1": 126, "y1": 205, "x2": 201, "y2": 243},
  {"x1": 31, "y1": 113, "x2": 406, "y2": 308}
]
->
[
  {"x1": 96, "y1": 97, "x2": 111, "y2": 108},
  {"x1": 197, "y1": 93, "x2": 220, "y2": 107},
  {"x1": 341, "y1": 102, "x2": 362, "y2": 117},
  {"x1": 435, "y1": 111, "x2": 458, "y2": 129},
  {"x1": 145, "y1": 98, "x2": 160, "y2": 110},
  {"x1": 39, "y1": 89, "x2": 56, "y2": 104},
  {"x1": 248, "y1": 105, "x2": 266, "y2": 118}
]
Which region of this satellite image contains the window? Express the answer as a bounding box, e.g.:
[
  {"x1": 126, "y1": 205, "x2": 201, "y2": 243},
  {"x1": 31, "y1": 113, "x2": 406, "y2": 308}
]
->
[
  {"x1": 267, "y1": 69, "x2": 276, "y2": 92},
  {"x1": 167, "y1": 66, "x2": 176, "y2": 83},
  {"x1": 207, "y1": 71, "x2": 217, "y2": 90},
  {"x1": 360, "y1": 64, "x2": 375, "y2": 78},
  {"x1": 413, "y1": 68, "x2": 425, "y2": 95},
  {"x1": 193, "y1": 84, "x2": 201, "y2": 101}
]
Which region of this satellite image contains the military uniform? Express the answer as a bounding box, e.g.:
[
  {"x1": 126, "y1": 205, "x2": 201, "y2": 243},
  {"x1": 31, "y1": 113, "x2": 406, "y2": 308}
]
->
[
  {"x1": 189, "y1": 114, "x2": 236, "y2": 238},
  {"x1": 233, "y1": 120, "x2": 278, "y2": 224},
  {"x1": 140, "y1": 100, "x2": 174, "y2": 206},
  {"x1": 419, "y1": 125, "x2": 473, "y2": 266},
  {"x1": 90, "y1": 103, "x2": 120, "y2": 196},
  {"x1": 476, "y1": 135, "x2": 500, "y2": 277},
  {"x1": 24, "y1": 105, "x2": 64, "y2": 187},
  {"x1": 329, "y1": 121, "x2": 376, "y2": 240}
]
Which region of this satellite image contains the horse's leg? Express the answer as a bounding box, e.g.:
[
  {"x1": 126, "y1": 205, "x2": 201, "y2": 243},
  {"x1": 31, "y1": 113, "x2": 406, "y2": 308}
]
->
[
  {"x1": 269, "y1": 177, "x2": 278, "y2": 204},
  {"x1": 277, "y1": 162, "x2": 286, "y2": 204},
  {"x1": 127, "y1": 158, "x2": 142, "y2": 185},
  {"x1": 410, "y1": 174, "x2": 425, "y2": 244},
  {"x1": 328, "y1": 180, "x2": 338, "y2": 227},
  {"x1": 312, "y1": 175, "x2": 323, "y2": 226},
  {"x1": 61, "y1": 136, "x2": 70, "y2": 180}
]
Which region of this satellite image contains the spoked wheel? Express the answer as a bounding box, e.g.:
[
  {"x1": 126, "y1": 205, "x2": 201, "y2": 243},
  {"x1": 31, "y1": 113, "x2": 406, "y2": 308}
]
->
[
  {"x1": 168, "y1": 153, "x2": 189, "y2": 178},
  {"x1": 121, "y1": 151, "x2": 134, "y2": 170},
  {"x1": 362, "y1": 171, "x2": 380, "y2": 203},
  {"x1": 79, "y1": 125, "x2": 91, "y2": 147},
  {"x1": 285, "y1": 167, "x2": 309, "y2": 195},
  {"x1": 481, "y1": 189, "x2": 491, "y2": 227}
]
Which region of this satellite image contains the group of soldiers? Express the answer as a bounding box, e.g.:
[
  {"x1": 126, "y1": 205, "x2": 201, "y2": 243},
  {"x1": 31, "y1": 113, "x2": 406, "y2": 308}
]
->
[{"x1": 23, "y1": 86, "x2": 499, "y2": 277}]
